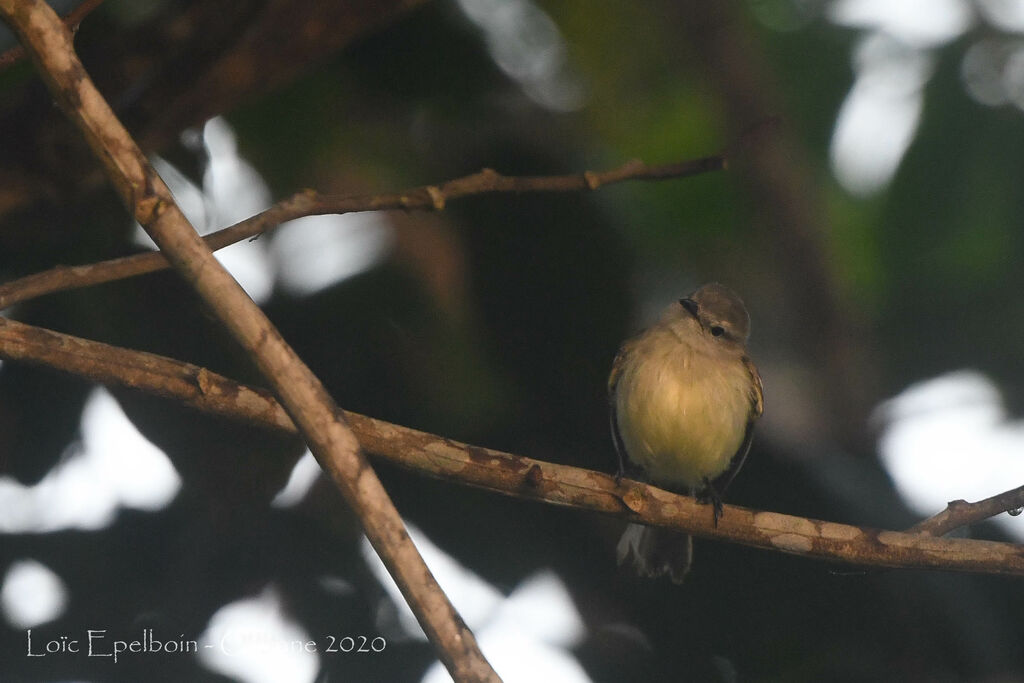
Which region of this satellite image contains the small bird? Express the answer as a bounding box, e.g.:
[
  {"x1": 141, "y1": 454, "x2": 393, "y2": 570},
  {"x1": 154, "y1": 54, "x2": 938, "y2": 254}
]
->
[{"x1": 609, "y1": 283, "x2": 763, "y2": 583}]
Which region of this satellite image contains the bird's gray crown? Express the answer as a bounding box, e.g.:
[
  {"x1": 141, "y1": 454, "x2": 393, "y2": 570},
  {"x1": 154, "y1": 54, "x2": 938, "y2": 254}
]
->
[{"x1": 681, "y1": 282, "x2": 751, "y2": 343}]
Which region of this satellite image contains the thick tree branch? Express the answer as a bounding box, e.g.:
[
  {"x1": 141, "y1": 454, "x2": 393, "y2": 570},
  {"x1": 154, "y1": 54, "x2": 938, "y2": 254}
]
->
[
  {"x1": 0, "y1": 0, "x2": 103, "y2": 71},
  {"x1": 0, "y1": 2, "x2": 498, "y2": 681},
  {"x1": 0, "y1": 157, "x2": 725, "y2": 310},
  {"x1": 909, "y1": 485, "x2": 1024, "y2": 537},
  {"x1": 2, "y1": 315, "x2": 1023, "y2": 578}
]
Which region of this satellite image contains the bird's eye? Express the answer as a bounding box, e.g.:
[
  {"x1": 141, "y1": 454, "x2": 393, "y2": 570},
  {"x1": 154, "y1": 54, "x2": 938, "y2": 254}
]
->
[{"x1": 710, "y1": 325, "x2": 725, "y2": 337}]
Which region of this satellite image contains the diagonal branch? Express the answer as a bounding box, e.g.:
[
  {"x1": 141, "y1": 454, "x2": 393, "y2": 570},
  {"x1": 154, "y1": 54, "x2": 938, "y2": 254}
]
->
[
  {"x1": 2, "y1": 315, "x2": 1023, "y2": 577},
  {"x1": 0, "y1": 156, "x2": 725, "y2": 310},
  {"x1": 0, "y1": 2, "x2": 498, "y2": 680},
  {"x1": 909, "y1": 485, "x2": 1024, "y2": 537},
  {"x1": 0, "y1": 0, "x2": 103, "y2": 72}
]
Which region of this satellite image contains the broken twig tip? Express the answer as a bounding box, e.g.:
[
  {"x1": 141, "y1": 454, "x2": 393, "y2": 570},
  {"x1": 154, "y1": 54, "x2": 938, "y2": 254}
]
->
[{"x1": 425, "y1": 185, "x2": 445, "y2": 210}]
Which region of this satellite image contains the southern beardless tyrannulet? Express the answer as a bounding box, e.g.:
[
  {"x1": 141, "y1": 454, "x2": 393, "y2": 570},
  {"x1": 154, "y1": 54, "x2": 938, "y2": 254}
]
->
[{"x1": 609, "y1": 283, "x2": 763, "y2": 583}]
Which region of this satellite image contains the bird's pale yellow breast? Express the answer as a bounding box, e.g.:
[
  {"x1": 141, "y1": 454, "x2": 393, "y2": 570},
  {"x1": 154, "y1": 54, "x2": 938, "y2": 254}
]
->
[{"x1": 614, "y1": 324, "x2": 751, "y2": 491}]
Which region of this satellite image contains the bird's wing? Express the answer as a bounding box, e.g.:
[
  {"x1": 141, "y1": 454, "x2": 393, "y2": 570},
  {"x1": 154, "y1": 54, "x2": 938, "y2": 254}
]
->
[
  {"x1": 608, "y1": 342, "x2": 632, "y2": 479},
  {"x1": 710, "y1": 354, "x2": 763, "y2": 495}
]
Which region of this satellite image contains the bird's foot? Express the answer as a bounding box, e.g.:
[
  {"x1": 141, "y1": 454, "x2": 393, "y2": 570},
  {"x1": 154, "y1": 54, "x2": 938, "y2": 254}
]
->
[
  {"x1": 698, "y1": 478, "x2": 724, "y2": 527},
  {"x1": 614, "y1": 461, "x2": 625, "y2": 486}
]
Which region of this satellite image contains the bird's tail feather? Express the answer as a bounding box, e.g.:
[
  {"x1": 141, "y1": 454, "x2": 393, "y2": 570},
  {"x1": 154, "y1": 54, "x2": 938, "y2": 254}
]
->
[{"x1": 617, "y1": 523, "x2": 693, "y2": 584}]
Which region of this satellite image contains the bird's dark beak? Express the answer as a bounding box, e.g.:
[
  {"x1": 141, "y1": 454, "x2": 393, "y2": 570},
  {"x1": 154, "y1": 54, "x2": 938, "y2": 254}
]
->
[{"x1": 678, "y1": 297, "x2": 699, "y2": 317}]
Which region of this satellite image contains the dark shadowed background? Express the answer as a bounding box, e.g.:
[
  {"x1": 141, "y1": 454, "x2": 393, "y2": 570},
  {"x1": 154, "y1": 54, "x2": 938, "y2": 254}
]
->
[{"x1": 1, "y1": 0, "x2": 1023, "y2": 681}]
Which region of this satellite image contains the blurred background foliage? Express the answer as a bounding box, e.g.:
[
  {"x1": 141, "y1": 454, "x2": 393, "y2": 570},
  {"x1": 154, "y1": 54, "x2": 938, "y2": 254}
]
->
[{"x1": 1, "y1": 0, "x2": 1024, "y2": 681}]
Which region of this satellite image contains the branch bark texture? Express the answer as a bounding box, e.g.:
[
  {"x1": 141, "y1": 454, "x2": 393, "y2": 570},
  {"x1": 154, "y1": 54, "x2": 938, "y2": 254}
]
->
[
  {"x1": 0, "y1": 157, "x2": 725, "y2": 310},
  {"x1": 910, "y1": 485, "x2": 1024, "y2": 537},
  {"x1": 2, "y1": 315, "x2": 1022, "y2": 578},
  {"x1": 0, "y1": 2, "x2": 497, "y2": 680}
]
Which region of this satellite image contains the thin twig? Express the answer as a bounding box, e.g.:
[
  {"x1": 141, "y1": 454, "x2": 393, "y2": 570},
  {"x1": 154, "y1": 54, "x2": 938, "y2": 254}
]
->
[
  {"x1": 0, "y1": 156, "x2": 725, "y2": 310},
  {"x1": 1, "y1": 315, "x2": 1023, "y2": 577},
  {"x1": 0, "y1": 0, "x2": 103, "y2": 71},
  {"x1": 0, "y1": 2, "x2": 498, "y2": 680},
  {"x1": 909, "y1": 485, "x2": 1024, "y2": 537}
]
